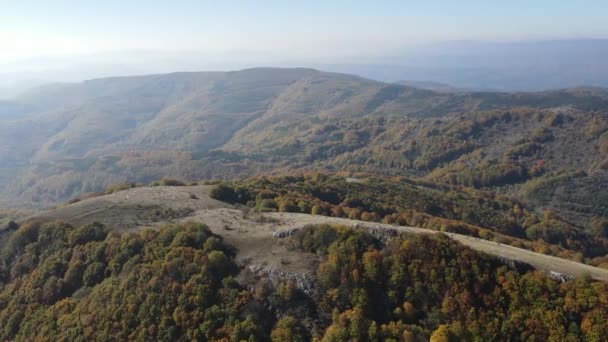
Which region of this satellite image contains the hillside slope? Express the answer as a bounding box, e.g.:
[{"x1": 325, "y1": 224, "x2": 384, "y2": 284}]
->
[{"x1": 0, "y1": 69, "x2": 607, "y2": 229}]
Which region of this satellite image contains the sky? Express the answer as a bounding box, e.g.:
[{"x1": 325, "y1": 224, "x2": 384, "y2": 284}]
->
[{"x1": 2, "y1": 0, "x2": 608, "y2": 63}]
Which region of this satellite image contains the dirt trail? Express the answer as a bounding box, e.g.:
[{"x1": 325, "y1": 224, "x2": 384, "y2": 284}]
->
[
  {"x1": 264, "y1": 213, "x2": 608, "y2": 282},
  {"x1": 23, "y1": 185, "x2": 608, "y2": 282},
  {"x1": 445, "y1": 233, "x2": 608, "y2": 282}
]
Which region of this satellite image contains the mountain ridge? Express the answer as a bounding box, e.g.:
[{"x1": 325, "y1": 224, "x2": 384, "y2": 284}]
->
[
  {"x1": 0, "y1": 68, "x2": 607, "y2": 229},
  {"x1": 18, "y1": 182, "x2": 608, "y2": 282}
]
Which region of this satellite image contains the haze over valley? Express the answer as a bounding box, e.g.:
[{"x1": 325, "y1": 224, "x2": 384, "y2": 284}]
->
[{"x1": 4, "y1": 39, "x2": 608, "y2": 99}]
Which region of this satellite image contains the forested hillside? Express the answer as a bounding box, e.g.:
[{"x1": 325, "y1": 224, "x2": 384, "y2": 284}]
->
[
  {"x1": 1, "y1": 69, "x2": 607, "y2": 234},
  {"x1": 0, "y1": 221, "x2": 606, "y2": 341}
]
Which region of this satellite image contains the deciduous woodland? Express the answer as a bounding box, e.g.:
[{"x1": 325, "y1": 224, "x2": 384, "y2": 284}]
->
[{"x1": 1, "y1": 222, "x2": 607, "y2": 341}]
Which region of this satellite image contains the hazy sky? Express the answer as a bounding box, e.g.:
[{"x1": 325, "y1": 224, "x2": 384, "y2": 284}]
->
[{"x1": 2, "y1": 0, "x2": 608, "y2": 63}]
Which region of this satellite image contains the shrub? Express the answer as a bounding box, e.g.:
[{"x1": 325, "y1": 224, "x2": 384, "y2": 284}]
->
[
  {"x1": 83, "y1": 262, "x2": 106, "y2": 287},
  {"x1": 297, "y1": 201, "x2": 311, "y2": 214},
  {"x1": 278, "y1": 200, "x2": 298, "y2": 213},
  {"x1": 210, "y1": 184, "x2": 238, "y2": 203},
  {"x1": 271, "y1": 316, "x2": 306, "y2": 342},
  {"x1": 311, "y1": 205, "x2": 327, "y2": 216},
  {"x1": 105, "y1": 182, "x2": 136, "y2": 194},
  {"x1": 258, "y1": 199, "x2": 278, "y2": 212},
  {"x1": 151, "y1": 178, "x2": 186, "y2": 187},
  {"x1": 69, "y1": 223, "x2": 107, "y2": 246},
  {"x1": 590, "y1": 218, "x2": 608, "y2": 238}
]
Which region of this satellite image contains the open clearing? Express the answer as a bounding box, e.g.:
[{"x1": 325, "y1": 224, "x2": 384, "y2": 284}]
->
[{"x1": 24, "y1": 185, "x2": 608, "y2": 282}]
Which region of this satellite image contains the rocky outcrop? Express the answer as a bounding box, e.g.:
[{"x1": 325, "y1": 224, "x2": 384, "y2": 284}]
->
[
  {"x1": 272, "y1": 222, "x2": 400, "y2": 242},
  {"x1": 272, "y1": 228, "x2": 301, "y2": 238},
  {"x1": 547, "y1": 270, "x2": 576, "y2": 282},
  {"x1": 349, "y1": 223, "x2": 399, "y2": 241},
  {"x1": 248, "y1": 265, "x2": 316, "y2": 295}
]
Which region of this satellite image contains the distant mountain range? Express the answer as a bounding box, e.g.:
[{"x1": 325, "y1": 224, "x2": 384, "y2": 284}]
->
[
  {"x1": 320, "y1": 39, "x2": 608, "y2": 91},
  {"x1": 0, "y1": 68, "x2": 607, "y2": 232},
  {"x1": 2, "y1": 39, "x2": 608, "y2": 99},
  {"x1": 394, "y1": 80, "x2": 464, "y2": 92}
]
